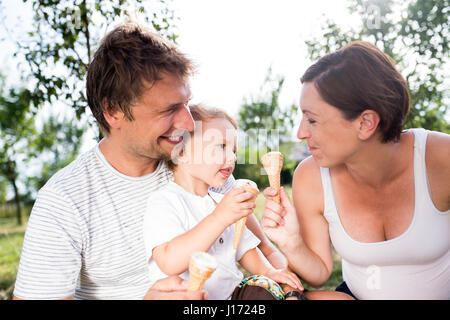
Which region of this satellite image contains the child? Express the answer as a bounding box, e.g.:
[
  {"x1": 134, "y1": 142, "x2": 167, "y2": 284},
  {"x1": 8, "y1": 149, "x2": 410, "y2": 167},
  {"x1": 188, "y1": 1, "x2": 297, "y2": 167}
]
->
[{"x1": 142, "y1": 104, "x2": 302, "y2": 299}]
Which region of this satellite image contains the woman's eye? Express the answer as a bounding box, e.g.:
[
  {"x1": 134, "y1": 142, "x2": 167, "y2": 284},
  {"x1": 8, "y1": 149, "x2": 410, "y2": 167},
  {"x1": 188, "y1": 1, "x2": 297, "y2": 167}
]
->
[{"x1": 307, "y1": 118, "x2": 316, "y2": 124}]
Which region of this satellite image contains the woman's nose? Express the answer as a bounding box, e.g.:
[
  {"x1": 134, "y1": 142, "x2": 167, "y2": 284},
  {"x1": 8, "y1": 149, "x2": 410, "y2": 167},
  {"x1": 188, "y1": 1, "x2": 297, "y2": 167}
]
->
[{"x1": 297, "y1": 118, "x2": 309, "y2": 140}]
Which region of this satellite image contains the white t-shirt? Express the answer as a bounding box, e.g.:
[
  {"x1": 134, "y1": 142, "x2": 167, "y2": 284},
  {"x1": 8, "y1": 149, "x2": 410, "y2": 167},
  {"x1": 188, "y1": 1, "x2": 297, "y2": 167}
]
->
[
  {"x1": 143, "y1": 181, "x2": 260, "y2": 300},
  {"x1": 13, "y1": 143, "x2": 236, "y2": 300}
]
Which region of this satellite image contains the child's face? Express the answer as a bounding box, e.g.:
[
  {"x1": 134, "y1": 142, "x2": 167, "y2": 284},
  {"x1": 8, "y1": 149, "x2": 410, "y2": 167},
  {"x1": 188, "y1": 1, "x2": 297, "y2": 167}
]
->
[{"x1": 180, "y1": 118, "x2": 237, "y2": 188}]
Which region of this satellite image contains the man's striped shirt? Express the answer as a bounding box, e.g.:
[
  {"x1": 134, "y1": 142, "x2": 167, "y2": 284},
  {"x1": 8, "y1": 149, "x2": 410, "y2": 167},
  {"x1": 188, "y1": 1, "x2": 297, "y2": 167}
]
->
[{"x1": 13, "y1": 144, "x2": 234, "y2": 299}]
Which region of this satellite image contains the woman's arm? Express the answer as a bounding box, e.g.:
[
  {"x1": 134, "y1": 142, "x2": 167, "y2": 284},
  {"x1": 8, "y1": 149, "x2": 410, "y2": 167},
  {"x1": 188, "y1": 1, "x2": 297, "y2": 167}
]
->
[
  {"x1": 245, "y1": 215, "x2": 288, "y2": 269},
  {"x1": 261, "y1": 157, "x2": 334, "y2": 288}
]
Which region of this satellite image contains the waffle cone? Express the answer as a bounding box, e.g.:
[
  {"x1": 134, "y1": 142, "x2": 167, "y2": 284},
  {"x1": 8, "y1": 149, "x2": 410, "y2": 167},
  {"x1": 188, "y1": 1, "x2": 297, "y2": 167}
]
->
[
  {"x1": 233, "y1": 183, "x2": 259, "y2": 249},
  {"x1": 262, "y1": 152, "x2": 284, "y2": 204},
  {"x1": 187, "y1": 254, "x2": 217, "y2": 291},
  {"x1": 233, "y1": 216, "x2": 248, "y2": 250},
  {"x1": 267, "y1": 173, "x2": 281, "y2": 204}
]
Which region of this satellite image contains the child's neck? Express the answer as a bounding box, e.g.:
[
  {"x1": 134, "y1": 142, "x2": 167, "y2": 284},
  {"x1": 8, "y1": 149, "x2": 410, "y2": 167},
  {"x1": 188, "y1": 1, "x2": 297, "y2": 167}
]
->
[{"x1": 173, "y1": 167, "x2": 210, "y2": 197}]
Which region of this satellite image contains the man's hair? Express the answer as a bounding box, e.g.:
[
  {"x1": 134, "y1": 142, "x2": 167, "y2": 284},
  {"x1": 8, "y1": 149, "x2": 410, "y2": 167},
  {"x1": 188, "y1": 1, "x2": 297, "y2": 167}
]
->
[
  {"x1": 86, "y1": 20, "x2": 194, "y2": 135},
  {"x1": 301, "y1": 41, "x2": 410, "y2": 143},
  {"x1": 167, "y1": 103, "x2": 237, "y2": 170}
]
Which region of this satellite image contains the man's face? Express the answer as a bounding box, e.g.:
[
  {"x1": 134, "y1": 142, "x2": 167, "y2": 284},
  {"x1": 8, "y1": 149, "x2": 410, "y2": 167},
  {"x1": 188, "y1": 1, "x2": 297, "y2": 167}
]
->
[{"x1": 114, "y1": 72, "x2": 194, "y2": 162}]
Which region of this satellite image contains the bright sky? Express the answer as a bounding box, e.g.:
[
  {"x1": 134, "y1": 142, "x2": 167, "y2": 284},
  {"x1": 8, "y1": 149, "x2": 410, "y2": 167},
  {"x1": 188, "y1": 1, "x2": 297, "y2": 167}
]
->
[
  {"x1": 172, "y1": 0, "x2": 357, "y2": 116},
  {"x1": 0, "y1": 0, "x2": 361, "y2": 151}
]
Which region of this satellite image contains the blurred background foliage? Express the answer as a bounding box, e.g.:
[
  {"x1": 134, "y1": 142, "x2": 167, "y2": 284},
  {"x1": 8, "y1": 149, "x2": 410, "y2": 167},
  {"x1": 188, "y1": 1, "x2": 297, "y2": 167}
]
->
[
  {"x1": 234, "y1": 0, "x2": 449, "y2": 186},
  {"x1": 0, "y1": 0, "x2": 448, "y2": 301},
  {"x1": 1, "y1": 0, "x2": 448, "y2": 224}
]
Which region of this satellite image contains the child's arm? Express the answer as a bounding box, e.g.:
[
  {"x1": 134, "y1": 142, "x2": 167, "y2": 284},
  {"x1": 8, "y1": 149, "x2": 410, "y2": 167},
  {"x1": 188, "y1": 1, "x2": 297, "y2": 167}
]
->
[
  {"x1": 153, "y1": 188, "x2": 256, "y2": 275},
  {"x1": 239, "y1": 248, "x2": 303, "y2": 291}
]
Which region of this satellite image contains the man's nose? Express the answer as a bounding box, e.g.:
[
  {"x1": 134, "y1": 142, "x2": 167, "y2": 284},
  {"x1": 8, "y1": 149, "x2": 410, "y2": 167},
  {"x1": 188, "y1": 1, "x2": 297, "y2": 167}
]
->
[{"x1": 174, "y1": 104, "x2": 194, "y2": 132}]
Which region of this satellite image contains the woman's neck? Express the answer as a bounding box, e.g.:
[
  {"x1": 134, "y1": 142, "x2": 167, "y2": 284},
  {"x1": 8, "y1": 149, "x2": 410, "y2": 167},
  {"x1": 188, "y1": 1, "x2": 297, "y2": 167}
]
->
[
  {"x1": 343, "y1": 133, "x2": 411, "y2": 189},
  {"x1": 173, "y1": 166, "x2": 210, "y2": 197}
]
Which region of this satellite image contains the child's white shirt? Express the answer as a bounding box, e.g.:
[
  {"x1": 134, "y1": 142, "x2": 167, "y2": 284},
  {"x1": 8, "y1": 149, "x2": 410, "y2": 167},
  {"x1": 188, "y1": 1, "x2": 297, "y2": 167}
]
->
[{"x1": 143, "y1": 181, "x2": 260, "y2": 300}]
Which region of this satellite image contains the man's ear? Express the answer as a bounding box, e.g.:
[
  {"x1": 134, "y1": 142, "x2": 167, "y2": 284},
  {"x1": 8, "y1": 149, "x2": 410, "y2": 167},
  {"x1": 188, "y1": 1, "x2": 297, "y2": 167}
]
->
[
  {"x1": 356, "y1": 109, "x2": 380, "y2": 141},
  {"x1": 102, "y1": 99, "x2": 124, "y2": 130}
]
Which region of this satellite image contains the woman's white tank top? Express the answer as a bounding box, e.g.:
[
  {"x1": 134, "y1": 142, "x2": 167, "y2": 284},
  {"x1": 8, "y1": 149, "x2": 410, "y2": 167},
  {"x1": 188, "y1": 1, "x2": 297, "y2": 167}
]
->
[{"x1": 320, "y1": 128, "x2": 449, "y2": 299}]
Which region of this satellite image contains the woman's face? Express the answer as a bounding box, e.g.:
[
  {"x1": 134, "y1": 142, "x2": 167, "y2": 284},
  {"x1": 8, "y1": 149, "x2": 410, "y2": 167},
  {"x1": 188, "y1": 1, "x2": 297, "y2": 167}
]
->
[
  {"x1": 297, "y1": 82, "x2": 360, "y2": 167},
  {"x1": 181, "y1": 118, "x2": 237, "y2": 188}
]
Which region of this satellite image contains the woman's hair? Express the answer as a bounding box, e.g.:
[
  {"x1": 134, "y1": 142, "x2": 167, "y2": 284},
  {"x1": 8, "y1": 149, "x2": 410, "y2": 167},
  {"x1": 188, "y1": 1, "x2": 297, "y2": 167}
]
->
[
  {"x1": 86, "y1": 20, "x2": 194, "y2": 135},
  {"x1": 301, "y1": 41, "x2": 410, "y2": 143},
  {"x1": 167, "y1": 103, "x2": 237, "y2": 170}
]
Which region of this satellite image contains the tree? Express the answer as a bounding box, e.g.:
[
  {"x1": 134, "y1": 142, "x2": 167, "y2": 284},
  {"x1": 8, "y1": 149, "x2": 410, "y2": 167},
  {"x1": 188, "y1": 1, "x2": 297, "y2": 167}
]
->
[
  {"x1": 305, "y1": 0, "x2": 450, "y2": 133},
  {"x1": 238, "y1": 68, "x2": 298, "y2": 149},
  {"x1": 0, "y1": 79, "x2": 85, "y2": 225},
  {"x1": 27, "y1": 114, "x2": 85, "y2": 193},
  {"x1": 0, "y1": 85, "x2": 35, "y2": 225},
  {"x1": 5, "y1": 0, "x2": 179, "y2": 138},
  {"x1": 235, "y1": 69, "x2": 301, "y2": 187}
]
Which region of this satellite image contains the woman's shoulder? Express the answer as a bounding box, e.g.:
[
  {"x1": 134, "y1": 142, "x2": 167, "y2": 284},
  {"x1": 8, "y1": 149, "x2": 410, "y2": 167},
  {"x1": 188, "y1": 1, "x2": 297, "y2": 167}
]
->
[
  {"x1": 292, "y1": 156, "x2": 324, "y2": 211},
  {"x1": 426, "y1": 131, "x2": 450, "y2": 166},
  {"x1": 425, "y1": 131, "x2": 450, "y2": 211},
  {"x1": 293, "y1": 156, "x2": 322, "y2": 185}
]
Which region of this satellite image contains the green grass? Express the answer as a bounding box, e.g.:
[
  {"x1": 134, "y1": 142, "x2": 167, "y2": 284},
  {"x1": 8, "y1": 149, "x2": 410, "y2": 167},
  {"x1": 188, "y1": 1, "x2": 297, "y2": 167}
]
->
[{"x1": 0, "y1": 216, "x2": 27, "y2": 300}]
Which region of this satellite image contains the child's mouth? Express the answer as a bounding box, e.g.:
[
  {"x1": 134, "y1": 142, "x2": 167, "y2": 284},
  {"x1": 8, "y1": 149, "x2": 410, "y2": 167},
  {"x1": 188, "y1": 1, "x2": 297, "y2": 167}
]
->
[{"x1": 219, "y1": 167, "x2": 232, "y2": 178}]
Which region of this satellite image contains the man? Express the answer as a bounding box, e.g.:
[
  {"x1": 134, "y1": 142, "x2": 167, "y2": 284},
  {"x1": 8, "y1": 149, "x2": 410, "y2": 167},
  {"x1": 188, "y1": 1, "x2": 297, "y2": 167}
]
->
[{"x1": 13, "y1": 20, "x2": 286, "y2": 300}]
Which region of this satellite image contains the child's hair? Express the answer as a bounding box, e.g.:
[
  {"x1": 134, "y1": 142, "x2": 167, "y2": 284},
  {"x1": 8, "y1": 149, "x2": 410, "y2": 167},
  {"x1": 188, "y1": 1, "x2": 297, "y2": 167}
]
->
[
  {"x1": 167, "y1": 103, "x2": 237, "y2": 171},
  {"x1": 189, "y1": 103, "x2": 238, "y2": 129}
]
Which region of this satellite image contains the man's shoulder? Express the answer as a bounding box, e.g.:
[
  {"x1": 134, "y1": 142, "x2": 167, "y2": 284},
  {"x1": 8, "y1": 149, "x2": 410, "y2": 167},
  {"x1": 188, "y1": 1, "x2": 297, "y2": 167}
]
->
[{"x1": 41, "y1": 146, "x2": 99, "y2": 194}]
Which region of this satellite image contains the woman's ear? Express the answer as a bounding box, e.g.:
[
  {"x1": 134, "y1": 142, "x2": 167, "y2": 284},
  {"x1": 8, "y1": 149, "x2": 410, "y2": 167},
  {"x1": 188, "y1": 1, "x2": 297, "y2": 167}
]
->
[{"x1": 357, "y1": 109, "x2": 380, "y2": 141}]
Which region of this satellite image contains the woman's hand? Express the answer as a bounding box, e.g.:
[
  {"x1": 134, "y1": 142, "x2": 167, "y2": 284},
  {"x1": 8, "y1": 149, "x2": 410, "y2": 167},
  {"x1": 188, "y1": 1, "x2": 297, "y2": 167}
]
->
[
  {"x1": 263, "y1": 268, "x2": 303, "y2": 292},
  {"x1": 212, "y1": 188, "x2": 256, "y2": 226},
  {"x1": 260, "y1": 187, "x2": 303, "y2": 250}
]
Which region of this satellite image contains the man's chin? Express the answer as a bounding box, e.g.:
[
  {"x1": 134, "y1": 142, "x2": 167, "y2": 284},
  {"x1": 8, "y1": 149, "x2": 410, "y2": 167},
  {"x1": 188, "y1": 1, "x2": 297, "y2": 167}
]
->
[{"x1": 154, "y1": 150, "x2": 173, "y2": 162}]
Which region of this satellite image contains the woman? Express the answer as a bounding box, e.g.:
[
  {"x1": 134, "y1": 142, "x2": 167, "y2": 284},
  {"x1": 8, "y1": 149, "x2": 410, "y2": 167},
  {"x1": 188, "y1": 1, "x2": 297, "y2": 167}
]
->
[{"x1": 261, "y1": 41, "x2": 449, "y2": 299}]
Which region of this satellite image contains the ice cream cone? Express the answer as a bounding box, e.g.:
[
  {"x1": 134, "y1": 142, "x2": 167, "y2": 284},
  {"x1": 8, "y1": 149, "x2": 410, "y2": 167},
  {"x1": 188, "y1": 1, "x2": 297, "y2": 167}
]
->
[
  {"x1": 261, "y1": 152, "x2": 284, "y2": 204},
  {"x1": 233, "y1": 179, "x2": 259, "y2": 249},
  {"x1": 187, "y1": 252, "x2": 217, "y2": 291}
]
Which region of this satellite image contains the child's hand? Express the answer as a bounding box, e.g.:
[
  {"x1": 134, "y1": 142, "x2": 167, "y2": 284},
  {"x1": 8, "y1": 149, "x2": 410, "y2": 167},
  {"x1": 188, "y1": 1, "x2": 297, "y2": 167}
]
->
[
  {"x1": 212, "y1": 188, "x2": 256, "y2": 226},
  {"x1": 264, "y1": 268, "x2": 304, "y2": 291}
]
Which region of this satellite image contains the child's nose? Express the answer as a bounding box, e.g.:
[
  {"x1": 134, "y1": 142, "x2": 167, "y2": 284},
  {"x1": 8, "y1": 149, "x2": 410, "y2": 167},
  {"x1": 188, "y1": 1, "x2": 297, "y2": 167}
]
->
[{"x1": 227, "y1": 150, "x2": 237, "y2": 164}]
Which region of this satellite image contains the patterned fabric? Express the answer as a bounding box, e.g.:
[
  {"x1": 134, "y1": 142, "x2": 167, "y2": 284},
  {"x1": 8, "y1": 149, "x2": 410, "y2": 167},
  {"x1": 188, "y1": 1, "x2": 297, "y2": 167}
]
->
[{"x1": 238, "y1": 275, "x2": 286, "y2": 300}]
